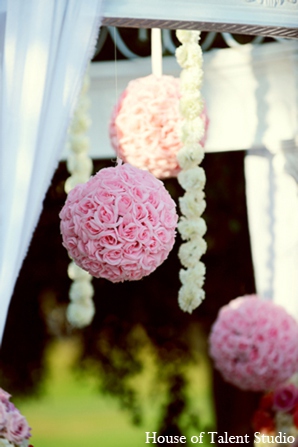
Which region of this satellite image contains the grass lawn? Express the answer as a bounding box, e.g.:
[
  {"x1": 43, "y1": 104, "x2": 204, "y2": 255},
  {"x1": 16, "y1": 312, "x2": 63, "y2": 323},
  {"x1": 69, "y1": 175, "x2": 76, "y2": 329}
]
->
[{"x1": 17, "y1": 337, "x2": 215, "y2": 447}]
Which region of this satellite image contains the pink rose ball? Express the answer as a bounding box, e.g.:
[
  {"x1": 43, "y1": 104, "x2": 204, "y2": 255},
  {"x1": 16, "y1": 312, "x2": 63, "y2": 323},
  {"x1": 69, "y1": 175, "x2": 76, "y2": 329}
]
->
[
  {"x1": 109, "y1": 74, "x2": 208, "y2": 179},
  {"x1": 209, "y1": 295, "x2": 298, "y2": 392},
  {"x1": 59, "y1": 162, "x2": 178, "y2": 282}
]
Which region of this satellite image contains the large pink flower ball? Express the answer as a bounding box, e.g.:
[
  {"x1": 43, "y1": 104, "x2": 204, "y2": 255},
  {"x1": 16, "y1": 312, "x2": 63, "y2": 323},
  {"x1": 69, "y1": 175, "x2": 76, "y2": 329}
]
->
[
  {"x1": 209, "y1": 295, "x2": 298, "y2": 391},
  {"x1": 59, "y1": 162, "x2": 178, "y2": 282},
  {"x1": 109, "y1": 74, "x2": 208, "y2": 179}
]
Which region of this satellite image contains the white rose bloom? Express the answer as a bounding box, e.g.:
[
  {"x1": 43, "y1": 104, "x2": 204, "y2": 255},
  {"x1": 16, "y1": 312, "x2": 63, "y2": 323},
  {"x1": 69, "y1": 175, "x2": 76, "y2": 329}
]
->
[
  {"x1": 64, "y1": 175, "x2": 86, "y2": 193},
  {"x1": 183, "y1": 262, "x2": 206, "y2": 280},
  {"x1": 178, "y1": 217, "x2": 207, "y2": 240},
  {"x1": 176, "y1": 43, "x2": 202, "y2": 69},
  {"x1": 74, "y1": 156, "x2": 93, "y2": 178},
  {"x1": 180, "y1": 117, "x2": 205, "y2": 144},
  {"x1": 68, "y1": 262, "x2": 92, "y2": 281},
  {"x1": 179, "y1": 191, "x2": 206, "y2": 218},
  {"x1": 66, "y1": 153, "x2": 93, "y2": 177},
  {"x1": 179, "y1": 91, "x2": 203, "y2": 120},
  {"x1": 71, "y1": 114, "x2": 91, "y2": 135},
  {"x1": 69, "y1": 134, "x2": 89, "y2": 153},
  {"x1": 67, "y1": 261, "x2": 92, "y2": 280},
  {"x1": 177, "y1": 144, "x2": 204, "y2": 170},
  {"x1": 69, "y1": 280, "x2": 94, "y2": 302},
  {"x1": 64, "y1": 176, "x2": 76, "y2": 193},
  {"x1": 178, "y1": 284, "x2": 205, "y2": 313},
  {"x1": 179, "y1": 264, "x2": 206, "y2": 288},
  {"x1": 176, "y1": 30, "x2": 200, "y2": 44},
  {"x1": 67, "y1": 299, "x2": 95, "y2": 328},
  {"x1": 74, "y1": 96, "x2": 91, "y2": 116},
  {"x1": 178, "y1": 239, "x2": 207, "y2": 268},
  {"x1": 178, "y1": 166, "x2": 206, "y2": 191},
  {"x1": 180, "y1": 67, "x2": 203, "y2": 92},
  {"x1": 175, "y1": 45, "x2": 189, "y2": 69}
]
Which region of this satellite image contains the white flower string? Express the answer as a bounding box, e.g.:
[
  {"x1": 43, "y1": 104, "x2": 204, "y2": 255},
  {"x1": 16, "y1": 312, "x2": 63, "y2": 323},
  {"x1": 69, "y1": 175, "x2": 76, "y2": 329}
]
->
[
  {"x1": 175, "y1": 30, "x2": 207, "y2": 313},
  {"x1": 65, "y1": 69, "x2": 95, "y2": 328}
]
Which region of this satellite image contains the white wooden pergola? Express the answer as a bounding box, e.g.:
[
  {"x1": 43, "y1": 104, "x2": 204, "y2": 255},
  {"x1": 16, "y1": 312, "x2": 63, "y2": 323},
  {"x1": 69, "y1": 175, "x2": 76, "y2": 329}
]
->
[{"x1": 64, "y1": 1, "x2": 298, "y2": 319}]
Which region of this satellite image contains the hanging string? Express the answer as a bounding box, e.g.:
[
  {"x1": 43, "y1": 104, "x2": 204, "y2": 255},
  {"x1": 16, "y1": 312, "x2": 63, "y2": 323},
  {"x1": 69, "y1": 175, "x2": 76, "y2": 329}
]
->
[
  {"x1": 113, "y1": 27, "x2": 119, "y2": 105},
  {"x1": 113, "y1": 26, "x2": 122, "y2": 166}
]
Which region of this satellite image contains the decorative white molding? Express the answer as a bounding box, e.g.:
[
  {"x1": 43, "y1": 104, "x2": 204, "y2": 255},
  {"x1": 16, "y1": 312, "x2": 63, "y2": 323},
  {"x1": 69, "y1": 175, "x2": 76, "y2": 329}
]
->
[
  {"x1": 102, "y1": 0, "x2": 298, "y2": 39},
  {"x1": 245, "y1": 0, "x2": 298, "y2": 7}
]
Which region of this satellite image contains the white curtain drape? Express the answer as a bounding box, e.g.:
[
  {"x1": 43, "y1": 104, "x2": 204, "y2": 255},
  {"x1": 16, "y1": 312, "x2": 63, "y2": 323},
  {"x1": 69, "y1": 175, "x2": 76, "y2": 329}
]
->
[
  {"x1": 0, "y1": 0, "x2": 103, "y2": 342},
  {"x1": 245, "y1": 146, "x2": 298, "y2": 320}
]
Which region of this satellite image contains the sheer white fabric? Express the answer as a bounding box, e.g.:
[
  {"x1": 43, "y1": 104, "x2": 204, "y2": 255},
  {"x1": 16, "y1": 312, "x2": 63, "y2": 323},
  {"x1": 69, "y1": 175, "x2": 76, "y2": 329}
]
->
[
  {"x1": 245, "y1": 148, "x2": 298, "y2": 320},
  {"x1": 0, "y1": 0, "x2": 103, "y2": 342}
]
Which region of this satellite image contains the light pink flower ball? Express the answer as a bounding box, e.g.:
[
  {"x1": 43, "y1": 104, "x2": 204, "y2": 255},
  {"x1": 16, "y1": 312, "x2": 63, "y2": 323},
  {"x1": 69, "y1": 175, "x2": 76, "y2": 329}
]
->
[
  {"x1": 0, "y1": 388, "x2": 31, "y2": 444},
  {"x1": 60, "y1": 162, "x2": 178, "y2": 282},
  {"x1": 6, "y1": 411, "x2": 31, "y2": 445},
  {"x1": 109, "y1": 74, "x2": 208, "y2": 179},
  {"x1": 209, "y1": 295, "x2": 298, "y2": 391}
]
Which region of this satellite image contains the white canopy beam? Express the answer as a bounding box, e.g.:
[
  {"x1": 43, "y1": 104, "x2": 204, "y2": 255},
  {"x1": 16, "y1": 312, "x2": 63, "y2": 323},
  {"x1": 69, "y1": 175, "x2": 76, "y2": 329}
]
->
[{"x1": 102, "y1": 0, "x2": 298, "y2": 39}]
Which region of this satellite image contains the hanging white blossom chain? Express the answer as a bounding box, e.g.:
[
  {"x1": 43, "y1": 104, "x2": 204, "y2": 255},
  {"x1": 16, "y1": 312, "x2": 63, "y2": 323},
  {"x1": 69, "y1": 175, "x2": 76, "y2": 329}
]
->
[
  {"x1": 175, "y1": 30, "x2": 207, "y2": 313},
  {"x1": 65, "y1": 69, "x2": 95, "y2": 328}
]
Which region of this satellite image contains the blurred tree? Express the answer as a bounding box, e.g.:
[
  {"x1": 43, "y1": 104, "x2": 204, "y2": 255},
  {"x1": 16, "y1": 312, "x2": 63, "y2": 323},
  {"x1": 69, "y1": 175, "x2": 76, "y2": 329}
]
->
[{"x1": 0, "y1": 151, "x2": 258, "y2": 444}]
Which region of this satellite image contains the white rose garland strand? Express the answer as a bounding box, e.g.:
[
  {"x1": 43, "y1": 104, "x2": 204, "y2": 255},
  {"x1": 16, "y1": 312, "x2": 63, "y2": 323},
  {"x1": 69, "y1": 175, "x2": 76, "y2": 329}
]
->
[
  {"x1": 65, "y1": 70, "x2": 95, "y2": 328},
  {"x1": 175, "y1": 30, "x2": 207, "y2": 313}
]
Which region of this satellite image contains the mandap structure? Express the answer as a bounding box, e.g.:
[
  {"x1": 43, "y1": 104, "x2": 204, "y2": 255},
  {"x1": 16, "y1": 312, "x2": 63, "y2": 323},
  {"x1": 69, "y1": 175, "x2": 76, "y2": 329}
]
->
[{"x1": 60, "y1": 0, "x2": 298, "y2": 321}]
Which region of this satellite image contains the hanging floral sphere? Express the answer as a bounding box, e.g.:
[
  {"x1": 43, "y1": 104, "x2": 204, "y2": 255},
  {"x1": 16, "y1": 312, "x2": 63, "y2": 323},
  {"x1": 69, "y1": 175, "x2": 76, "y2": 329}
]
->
[
  {"x1": 0, "y1": 388, "x2": 31, "y2": 446},
  {"x1": 209, "y1": 295, "x2": 298, "y2": 392},
  {"x1": 59, "y1": 162, "x2": 178, "y2": 282},
  {"x1": 109, "y1": 74, "x2": 208, "y2": 179}
]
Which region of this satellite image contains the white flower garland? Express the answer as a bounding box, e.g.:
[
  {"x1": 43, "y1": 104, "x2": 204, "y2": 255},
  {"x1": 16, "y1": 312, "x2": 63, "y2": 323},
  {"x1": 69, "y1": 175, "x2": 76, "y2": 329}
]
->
[
  {"x1": 176, "y1": 30, "x2": 207, "y2": 313},
  {"x1": 65, "y1": 69, "x2": 95, "y2": 328}
]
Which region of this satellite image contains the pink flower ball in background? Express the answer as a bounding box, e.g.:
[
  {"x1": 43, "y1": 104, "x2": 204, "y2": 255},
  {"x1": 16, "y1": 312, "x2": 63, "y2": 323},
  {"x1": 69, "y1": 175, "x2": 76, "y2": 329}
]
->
[
  {"x1": 209, "y1": 295, "x2": 298, "y2": 391},
  {"x1": 6, "y1": 411, "x2": 31, "y2": 445},
  {"x1": 109, "y1": 74, "x2": 208, "y2": 179},
  {"x1": 0, "y1": 388, "x2": 31, "y2": 444},
  {"x1": 59, "y1": 162, "x2": 178, "y2": 282}
]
